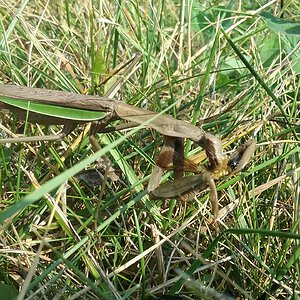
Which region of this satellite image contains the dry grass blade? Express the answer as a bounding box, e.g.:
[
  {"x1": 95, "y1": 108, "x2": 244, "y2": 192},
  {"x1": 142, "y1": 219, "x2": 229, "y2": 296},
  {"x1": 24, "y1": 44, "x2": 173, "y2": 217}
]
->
[{"x1": 0, "y1": 1, "x2": 299, "y2": 299}]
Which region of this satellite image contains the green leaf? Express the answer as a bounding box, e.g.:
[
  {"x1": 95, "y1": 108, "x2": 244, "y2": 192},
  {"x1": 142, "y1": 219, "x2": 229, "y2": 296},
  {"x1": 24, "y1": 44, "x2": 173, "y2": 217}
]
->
[
  {"x1": 0, "y1": 282, "x2": 18, "y2": 300},
  {"x1": 260, "y1": 12, "x2": 300, "y2": 36},
  {"x1": 0, "y1": 96, "x2": 106, "y2": 121},
  {"x1": 223, "y1": 56, "x2": 250, "y2": 76},
  {"x1": 216, "y1": 72, "x2": 230, "y2": 86},
  {"x1": 189, "y1": 4, "x2": 233, "y2": 33},
  {"x1": 92, "y1": 47, "x2": 106, "y2": 87},
  {"x1": 258, "y1": 33, "x2": 280, "y2": 66}
]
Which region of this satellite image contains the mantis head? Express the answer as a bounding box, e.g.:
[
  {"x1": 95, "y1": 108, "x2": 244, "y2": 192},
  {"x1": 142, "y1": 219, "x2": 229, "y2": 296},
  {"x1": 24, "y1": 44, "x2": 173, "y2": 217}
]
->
[{"x1": 198, "y1": 133, "x2": 256, "y2": 179}]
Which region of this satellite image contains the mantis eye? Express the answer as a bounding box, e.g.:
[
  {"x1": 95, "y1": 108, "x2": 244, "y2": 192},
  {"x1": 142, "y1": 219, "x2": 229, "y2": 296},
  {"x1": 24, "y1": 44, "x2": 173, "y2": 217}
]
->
[{"x1": 228, "y1": 156, "x2": 240, "y2": 170}]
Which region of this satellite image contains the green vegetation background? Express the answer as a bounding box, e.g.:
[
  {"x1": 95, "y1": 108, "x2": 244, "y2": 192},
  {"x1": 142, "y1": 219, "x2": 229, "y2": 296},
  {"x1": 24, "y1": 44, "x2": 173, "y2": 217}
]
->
[{"x1": 0, "y1": 1, "x2": 299, "y2": 299}]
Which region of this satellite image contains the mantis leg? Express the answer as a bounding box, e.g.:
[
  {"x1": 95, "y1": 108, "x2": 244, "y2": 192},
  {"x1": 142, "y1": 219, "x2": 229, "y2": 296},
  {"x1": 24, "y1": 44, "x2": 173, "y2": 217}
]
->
[
  {"x1": 147, "y1": 165, "x2": 164, "y2": 195},
  {"x1": 207, "y1": 174, "x2": 218, "y2": 221},
  {"x1": 88, "y1": 113, "x2": 120, "y2": 186},
  {"x1": 147, "y1": 136, "x2": 175, "y2": 194},
  {"x1": 147, "y1": 136, "x2": 184, "y2": 195},
  {"x1": 89, "y1": 112, "x2": 117, "y2": 150},
  {"x1": 148, "y1": 136, "x2": 203, "y2": 201},
  {"x1": 0, "y1": 121, "x2": 77, "y2": 144}
]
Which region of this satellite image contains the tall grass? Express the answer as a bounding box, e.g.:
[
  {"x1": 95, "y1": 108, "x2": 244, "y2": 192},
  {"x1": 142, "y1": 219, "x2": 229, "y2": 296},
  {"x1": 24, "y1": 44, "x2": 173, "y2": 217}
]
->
[{"x1": 0, "y1": 1, "x2": 299, "y2": 299}]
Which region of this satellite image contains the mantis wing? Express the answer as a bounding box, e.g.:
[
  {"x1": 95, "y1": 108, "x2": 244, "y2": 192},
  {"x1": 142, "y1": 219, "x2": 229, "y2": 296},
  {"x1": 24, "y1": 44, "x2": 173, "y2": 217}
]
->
[{"x1": 149, "y1": 173, "x2": 209, "y2": 199}]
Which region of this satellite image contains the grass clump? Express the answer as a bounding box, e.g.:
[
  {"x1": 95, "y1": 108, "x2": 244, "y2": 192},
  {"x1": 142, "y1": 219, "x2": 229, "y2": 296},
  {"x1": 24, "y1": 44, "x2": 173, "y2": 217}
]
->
[{"x1": 0, "y1": 1, "x2": 299, "y2": 299}]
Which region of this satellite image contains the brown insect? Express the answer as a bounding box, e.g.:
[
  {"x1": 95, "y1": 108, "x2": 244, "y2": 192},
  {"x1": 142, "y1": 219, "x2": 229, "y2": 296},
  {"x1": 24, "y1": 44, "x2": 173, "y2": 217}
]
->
[{"x1": 148, "y1": 134, "x2": 256, "y2": 223}]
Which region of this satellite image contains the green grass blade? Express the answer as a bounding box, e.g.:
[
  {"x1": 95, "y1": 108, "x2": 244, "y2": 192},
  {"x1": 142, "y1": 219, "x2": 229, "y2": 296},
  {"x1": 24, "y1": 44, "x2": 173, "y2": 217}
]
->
[{"x1": 221, "y1": 27, "x2": 298, "y2": 140}]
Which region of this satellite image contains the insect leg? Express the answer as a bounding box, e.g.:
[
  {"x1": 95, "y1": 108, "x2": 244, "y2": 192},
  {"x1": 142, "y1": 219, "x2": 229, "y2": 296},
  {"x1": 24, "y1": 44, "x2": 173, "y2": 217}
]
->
[{"x1": 147, "y1": 136, "x2": 178, "y2": 194}]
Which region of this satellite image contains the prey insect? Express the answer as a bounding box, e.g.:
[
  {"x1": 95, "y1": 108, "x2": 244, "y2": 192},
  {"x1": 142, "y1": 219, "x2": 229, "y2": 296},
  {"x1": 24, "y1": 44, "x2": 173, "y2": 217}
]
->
[
  {"x1": 149, "y1": 135, "x2": 256, "y2": 222},
  {"x1": 0, "y1": 83, "x2": 256, "y2": 222}
]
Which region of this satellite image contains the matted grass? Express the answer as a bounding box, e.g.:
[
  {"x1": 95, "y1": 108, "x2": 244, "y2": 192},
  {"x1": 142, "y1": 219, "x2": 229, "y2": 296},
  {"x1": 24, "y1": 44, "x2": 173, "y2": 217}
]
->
[{"x1": 0, "y1": 1, "x2": 299, "y2": 299}]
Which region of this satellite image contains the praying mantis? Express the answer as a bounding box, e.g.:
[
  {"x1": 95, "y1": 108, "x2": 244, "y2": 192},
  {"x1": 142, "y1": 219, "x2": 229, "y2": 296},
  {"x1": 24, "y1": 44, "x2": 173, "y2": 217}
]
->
[{"x1": 0, "y1": 83, "x2": 256, "y2": 222}]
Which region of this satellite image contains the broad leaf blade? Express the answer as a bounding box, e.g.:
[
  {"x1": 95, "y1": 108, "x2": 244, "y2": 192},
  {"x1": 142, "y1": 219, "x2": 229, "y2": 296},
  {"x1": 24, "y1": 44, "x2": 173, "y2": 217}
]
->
[{"x1": 260, "y1": 12, "x2": 300, "y2": 36}]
